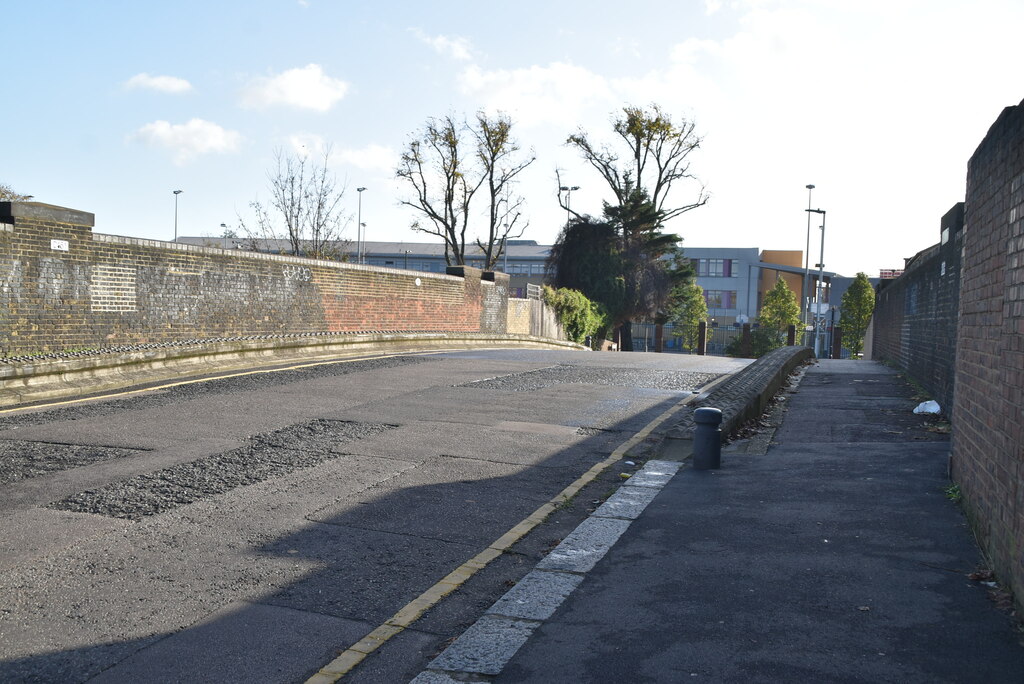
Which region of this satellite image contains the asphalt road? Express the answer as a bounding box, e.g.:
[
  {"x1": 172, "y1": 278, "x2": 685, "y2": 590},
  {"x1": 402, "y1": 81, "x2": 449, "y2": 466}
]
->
[{"x1": 0, "y1": 348, "x2": 747, "y2": 683}]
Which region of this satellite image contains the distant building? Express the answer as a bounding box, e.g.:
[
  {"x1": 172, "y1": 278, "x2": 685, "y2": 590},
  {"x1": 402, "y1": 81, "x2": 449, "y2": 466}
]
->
[
  {"x1": 175, "y1": 236, "x2": 838, "y2": 319},
  {"x1": 879, "y1": 268, "x2": 905, "y2": 279}
]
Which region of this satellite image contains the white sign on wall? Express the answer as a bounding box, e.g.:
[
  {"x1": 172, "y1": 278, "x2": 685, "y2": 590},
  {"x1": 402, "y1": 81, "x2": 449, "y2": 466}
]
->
[{"x1": 50, "y1": 239, "x2": 69, "y2": 252}]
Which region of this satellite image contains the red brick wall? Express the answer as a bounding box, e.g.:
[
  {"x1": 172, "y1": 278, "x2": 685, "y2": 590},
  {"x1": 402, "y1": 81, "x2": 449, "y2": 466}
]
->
[
  {"x1": 952, "y1": 97, "x2": 1024, "y2": 608},
  {"x1": 0, "y1": 202, "x2": 510, "y2": 355}
]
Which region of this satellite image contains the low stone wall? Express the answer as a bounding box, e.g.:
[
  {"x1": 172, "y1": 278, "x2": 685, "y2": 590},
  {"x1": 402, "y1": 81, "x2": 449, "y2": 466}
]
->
[
  {"x1": 0, "y1": 202, "x2": 523, "y2": 357},
  {"x1": 665, "y1": 345, "x2": 814, "y2": 441}
]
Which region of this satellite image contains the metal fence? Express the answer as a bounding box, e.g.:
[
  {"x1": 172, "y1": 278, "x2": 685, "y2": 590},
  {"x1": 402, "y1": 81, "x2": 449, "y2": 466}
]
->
[{"x1": 633, "y1": 322, "x2": 854, "y2": 358}]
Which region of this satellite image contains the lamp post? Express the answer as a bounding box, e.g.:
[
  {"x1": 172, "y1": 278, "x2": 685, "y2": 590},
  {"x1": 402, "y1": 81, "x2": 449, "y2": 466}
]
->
[
  {"x1": 559, "y1": 185, "x2": 579, "y2": 224},
  {"x1": 802, "y1": 184, "x2": 814, "y2": 330},
  {"x1": 806, "y1": 208, "x2": 826, "y2": 357},
  {"x1": 356, "y1": 187, "x2": 366, "y2": 263},
  {"x1": 173, "y1": 190, "x2": 183, "y2": 241}
]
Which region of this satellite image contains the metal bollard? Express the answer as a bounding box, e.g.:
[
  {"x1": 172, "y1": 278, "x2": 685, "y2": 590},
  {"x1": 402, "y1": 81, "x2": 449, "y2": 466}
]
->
[{"x1": 693, "y1": 407, "x2": 723, "y2": 470}]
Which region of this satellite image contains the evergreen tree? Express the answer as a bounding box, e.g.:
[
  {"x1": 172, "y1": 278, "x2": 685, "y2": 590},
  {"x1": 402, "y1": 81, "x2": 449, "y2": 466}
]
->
[
  {"x1": 759, "y1": 276, "x2": 801, "y2": 344},
  {"x1": 669, "y1": 281, "x2": 707, "y2": 352},
  {"x1": 840, "y1": 272, "x2": 875, "y2": 357}
]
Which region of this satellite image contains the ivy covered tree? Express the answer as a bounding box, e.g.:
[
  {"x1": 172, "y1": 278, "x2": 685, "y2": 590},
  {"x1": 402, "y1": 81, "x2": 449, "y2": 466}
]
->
[
  {"x1": 669, "y1": 281, "x2": 707, "y2": 352},
  {"x1": 840, "y1": 272, "x2": 875, "y2": 357},
  {"x1": 545, "y1": 217, "x2": 625, "y2": 321},
  {"x1": 559, "y1": 104, "x2": 706, "y2": 349},
  {"x1": 546, "y1": 188, "x2": 690, "y2": 350},
  {"x1": 563, "y1": 104, "x2": 708, "y2": 222}
]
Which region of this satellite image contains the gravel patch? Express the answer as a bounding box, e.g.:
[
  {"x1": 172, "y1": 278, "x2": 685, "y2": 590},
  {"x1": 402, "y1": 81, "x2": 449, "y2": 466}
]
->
[
  {"x1": 460, "y1": 365, "x2": 718, "y2": 393},
  {"x1": 0, "y1": 441, "x2": 145, "y2": 485},
  {"x1": 47, "y1": 419, "x2": 396, "y2": 520}
]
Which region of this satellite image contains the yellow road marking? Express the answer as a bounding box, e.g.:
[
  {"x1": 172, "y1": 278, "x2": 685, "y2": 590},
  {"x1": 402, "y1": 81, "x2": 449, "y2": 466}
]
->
[
  {"x1": 6, "y1": 345, "x2": 736, "y2": 681},
  {"x1": 305, "y1": 371, "x2": 735, "y2": 682}
]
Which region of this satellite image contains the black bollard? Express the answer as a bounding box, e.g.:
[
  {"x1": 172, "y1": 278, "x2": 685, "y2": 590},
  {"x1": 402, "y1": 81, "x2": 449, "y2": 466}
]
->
[{"x1": 693, "y1": 407, "x2": 723, "y2": 470}]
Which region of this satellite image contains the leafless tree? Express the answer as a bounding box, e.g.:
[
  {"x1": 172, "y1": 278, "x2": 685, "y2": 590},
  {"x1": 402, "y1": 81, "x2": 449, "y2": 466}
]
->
[
  {"x1": 239, "y1": 147, "x2": 349, "y2": 260},
  {"x1": 472, "y1": 112, "x2": 535, "y2": 269},
  {"x1": 397, "y1": 115, "x2": 481, "y2": 266},
  {"x1": 397, "y1": 112, "x2": 533, "y2": 267},
  {"x1": 565, "y1": 104, "x2": 708, "y2": 222},
  {"x1": 0, "y1": 183, "x2": 31, "y2": 201}
]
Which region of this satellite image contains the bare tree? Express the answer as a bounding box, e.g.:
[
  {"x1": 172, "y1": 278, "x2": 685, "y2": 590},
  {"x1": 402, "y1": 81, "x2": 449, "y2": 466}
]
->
[
  {"x1": 398, "y1": 112, "x2": 532, "y2": 267},
  {"x1": 472, "y1": 112, "x2": 535, "y2": 269},
  {"x1": 239, "y1": 147, "x2": 349, "y2": 259},
  {"x1": 565, "y1": 104, "x2": 708, "y2": 222},
  {"x1": 0, "y1": 183, "x2": 31, "y2": 201},
  {"x1": 397, "y1": 115, "x2": 481, "y2": 266}
]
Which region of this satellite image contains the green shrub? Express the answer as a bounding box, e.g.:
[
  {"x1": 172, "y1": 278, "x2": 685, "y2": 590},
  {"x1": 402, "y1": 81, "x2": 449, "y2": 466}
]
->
[
  {"x1": 725, "y1": 327, "x2": 782, "y2": 358},
  {"x1": 543, "y1": 286, "x2": 609, "y2": 345}
]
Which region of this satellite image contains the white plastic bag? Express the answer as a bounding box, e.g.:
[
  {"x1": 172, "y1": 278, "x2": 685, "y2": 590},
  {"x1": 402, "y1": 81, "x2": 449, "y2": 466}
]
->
[{"x1": 913, "y1": 400, "x2": 941, "y2": 415}]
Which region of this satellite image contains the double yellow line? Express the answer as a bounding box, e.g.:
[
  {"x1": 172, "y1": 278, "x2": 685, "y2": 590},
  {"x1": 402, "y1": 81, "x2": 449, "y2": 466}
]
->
[{"x1": 305, "y1": 382, "x2": 714, "y2": 683}]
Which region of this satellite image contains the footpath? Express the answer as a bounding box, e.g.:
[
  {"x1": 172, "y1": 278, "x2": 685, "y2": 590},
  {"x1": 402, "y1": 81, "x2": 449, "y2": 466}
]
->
[{"x1": 412, "y1": 359, "x2": 1024, "y2": 683}]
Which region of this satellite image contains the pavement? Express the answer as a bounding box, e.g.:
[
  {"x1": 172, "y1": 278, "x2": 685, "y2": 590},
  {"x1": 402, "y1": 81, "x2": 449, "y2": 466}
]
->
[{"x1": 411, "y1": 359, "x2": 1024, "y2": 683}]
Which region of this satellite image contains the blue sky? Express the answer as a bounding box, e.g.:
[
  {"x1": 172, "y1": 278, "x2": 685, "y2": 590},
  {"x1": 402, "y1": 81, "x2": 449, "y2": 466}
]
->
[{"x1": 6, "y1": 0, "x2": 1022, "y2": 277}]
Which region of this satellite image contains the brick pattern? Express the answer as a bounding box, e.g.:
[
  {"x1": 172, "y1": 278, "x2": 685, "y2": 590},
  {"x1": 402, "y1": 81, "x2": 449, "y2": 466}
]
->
[
  {"x1": 507, "y1": 299, "x2": 532, "y2": 335},
  {"x1": 952, "y1": 99, "x2": 1024, "y2": 611},
  {"x1": 0, "y1": 204, "x2": 521, "y2": 356},
  {"x1": 870, "y1": 203, "x2": 964, "y2": 416}
]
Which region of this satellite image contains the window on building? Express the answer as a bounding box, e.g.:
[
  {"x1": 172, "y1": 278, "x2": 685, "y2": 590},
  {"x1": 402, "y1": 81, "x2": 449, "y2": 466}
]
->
[
  {"x1": 704, "y1": 290, "x2": 737, "y2": 309},
  {"x1": 692, "y1": 258, "x2": 734, "y2": 277},
  {"x1": 530, "y1": 264, "x2": 544, "y2": 275}
]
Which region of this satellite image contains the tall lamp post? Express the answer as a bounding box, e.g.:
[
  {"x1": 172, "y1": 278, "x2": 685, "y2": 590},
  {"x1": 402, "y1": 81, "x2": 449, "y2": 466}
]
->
[
  {"x1": 173, "y1": 190, "x2": 183, "y2": 241},
  {"x1": 356, "y1": 187, "x2": 366, "y2": 263},
  {"x1": 559, "y1": 185, "x2": 579, "y2": 224},
  {"x1": 802, "y1": 184, "x2": 814, "y2": 329},
  {"x1": 806, "y1": 207, "x2": 827, "y2": 357}
]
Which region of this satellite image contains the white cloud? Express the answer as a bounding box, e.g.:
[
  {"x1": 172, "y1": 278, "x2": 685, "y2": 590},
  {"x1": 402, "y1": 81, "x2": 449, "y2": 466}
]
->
[
  {"x1": 336, "y1": 144, "x2": 397, "y2": 173},
  {"x1": 458, "y1": 62, "x2": 615, "y2": 129},
  {"x1": 123, "y1": 72, "x2": 192, "y2": 94},
  {"x1": 241, "y1": 64, "x2": 348, "y2": 112},
  {"x1": 131, "y1": 119, "x2": 242, "y2": 165},
  {"x1": 410, "y1": 28, "x2": 473, "y2": 61}
]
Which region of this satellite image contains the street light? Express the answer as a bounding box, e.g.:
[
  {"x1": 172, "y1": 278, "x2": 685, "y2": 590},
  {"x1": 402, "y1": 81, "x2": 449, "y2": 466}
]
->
[
  {"x1": 559, "y1": 185, "x2": 579, "y2": 224},
  {"x1": 806, "y1": 207, "x2": 827, "y2": 357},
  {"x1": 173, "y1": 190, "x2": 183, "y2": 241},
  {"x1": 802, "y1": 184, "x2": 814, "y2": 329},
  {"x1": 356, "y1": 187, "x2": 366, "y2": 263}
]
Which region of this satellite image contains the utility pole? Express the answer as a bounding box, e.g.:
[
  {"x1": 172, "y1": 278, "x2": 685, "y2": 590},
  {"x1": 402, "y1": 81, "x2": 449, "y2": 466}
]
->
[{"x1": 806, "y1": 208, "x2": 827, "y2": 357}]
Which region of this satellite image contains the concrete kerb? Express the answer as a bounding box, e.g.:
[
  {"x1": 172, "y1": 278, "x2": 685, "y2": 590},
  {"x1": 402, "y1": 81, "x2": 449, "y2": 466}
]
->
[
  {"x1": 654, "y1": 345, "x2": 814, "y2": 461},
  {"x1": 0, "y1": 333, "x2": 586, "y2": 409},
  {"x1": 408, "y1": 347, "x2": 815, "y2": 683}
]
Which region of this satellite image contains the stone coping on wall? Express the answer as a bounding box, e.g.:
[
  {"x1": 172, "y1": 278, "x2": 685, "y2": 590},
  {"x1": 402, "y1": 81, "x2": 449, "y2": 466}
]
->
[
  {"x1": 90, "y1": 232, "x2": 468, "y2": 281},
  {"x1": 645, "y1": 345, "x2": 814, "y2": 460},
  {"x1": 0, "y1": 333, "x2": 586, "y2": 409}
]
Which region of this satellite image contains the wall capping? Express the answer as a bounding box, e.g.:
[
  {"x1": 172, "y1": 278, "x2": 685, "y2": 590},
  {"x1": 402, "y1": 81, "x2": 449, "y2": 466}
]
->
[{"x1": 0, "y1": 201, "x2": 95, "y2": 227}]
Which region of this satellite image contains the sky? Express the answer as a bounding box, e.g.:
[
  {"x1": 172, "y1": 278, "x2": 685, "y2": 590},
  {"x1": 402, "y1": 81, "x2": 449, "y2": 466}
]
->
[{"x1": 5, "y1": 0, "x2": 1023, "y2": 278}]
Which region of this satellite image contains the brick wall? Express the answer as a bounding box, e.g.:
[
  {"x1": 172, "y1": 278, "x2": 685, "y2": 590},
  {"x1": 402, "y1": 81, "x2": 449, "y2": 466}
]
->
[
  {"x1": 0, "y1": 202, "x2": 539, "y2": 356},
  {"x1": 952, "y1": 98, "x2": 1024, "y2": 607},
  {"x1": 870, "y1": 202, "x2": 964, "y2": 416}
]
